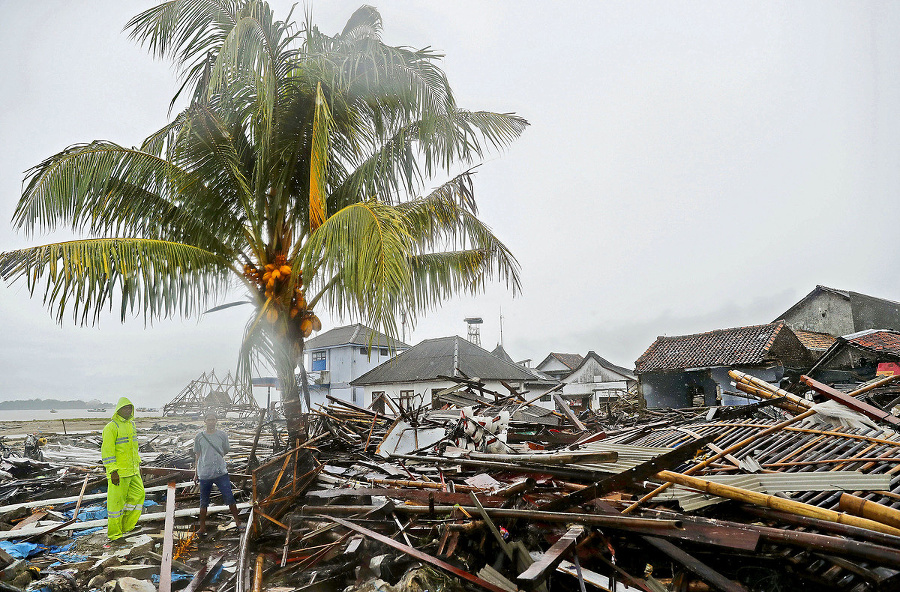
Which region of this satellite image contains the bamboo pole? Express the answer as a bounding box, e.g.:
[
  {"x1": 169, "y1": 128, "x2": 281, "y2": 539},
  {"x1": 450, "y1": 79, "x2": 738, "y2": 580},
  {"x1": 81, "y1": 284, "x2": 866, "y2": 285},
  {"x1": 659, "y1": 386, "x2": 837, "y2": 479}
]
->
[
  {"x1": 729, "y1": 370, "x2": 813, "y2": 409},
  {"x1": 658, "y1": 471, "x2": 900, "y2": 536},
  {"x1": 839, "y1": 493, "x2": 900, "y2": 530}
]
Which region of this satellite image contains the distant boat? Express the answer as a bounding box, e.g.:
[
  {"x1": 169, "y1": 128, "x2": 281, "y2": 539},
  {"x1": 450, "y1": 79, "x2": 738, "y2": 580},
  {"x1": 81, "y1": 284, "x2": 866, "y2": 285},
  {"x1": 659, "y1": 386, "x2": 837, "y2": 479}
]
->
[
  {"x1": 136, "y1": 407, "x2": 157, "y2": 413},
  {"x1": 88, "y1": 408, "x2": 108, "y2": 413},
  {"x1": 49, "y1": 409, "x2": 58, "y2": 414}
]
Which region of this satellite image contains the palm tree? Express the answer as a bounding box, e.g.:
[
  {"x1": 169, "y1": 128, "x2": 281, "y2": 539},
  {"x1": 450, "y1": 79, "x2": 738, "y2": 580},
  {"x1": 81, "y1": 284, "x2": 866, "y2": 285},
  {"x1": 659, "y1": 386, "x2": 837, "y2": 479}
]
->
[{"x1": 0, "y1": 1, "x2": 526, "y2": 434}]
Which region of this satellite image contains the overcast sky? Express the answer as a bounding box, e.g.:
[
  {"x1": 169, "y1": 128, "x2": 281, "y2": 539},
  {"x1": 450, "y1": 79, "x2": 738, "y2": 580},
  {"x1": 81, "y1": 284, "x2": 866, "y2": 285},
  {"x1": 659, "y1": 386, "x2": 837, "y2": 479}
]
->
[{"x1": 2, "y1": 1, "x2": 899, "y2": 406}]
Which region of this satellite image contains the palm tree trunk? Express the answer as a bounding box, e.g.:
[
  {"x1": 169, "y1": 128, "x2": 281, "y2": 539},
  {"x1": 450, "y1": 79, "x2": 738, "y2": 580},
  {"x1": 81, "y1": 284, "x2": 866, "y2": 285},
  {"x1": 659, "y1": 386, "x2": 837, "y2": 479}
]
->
[{"x1": 278, "y1": 336, "x2": 310, "y2": 444}]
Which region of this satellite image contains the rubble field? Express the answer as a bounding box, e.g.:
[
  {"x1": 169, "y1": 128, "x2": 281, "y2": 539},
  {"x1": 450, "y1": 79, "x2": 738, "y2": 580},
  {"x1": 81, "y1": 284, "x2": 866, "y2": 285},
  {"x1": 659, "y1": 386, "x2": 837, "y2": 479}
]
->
[{"x1": 3, "y1": 373, "x2": 900, "y2": 592}]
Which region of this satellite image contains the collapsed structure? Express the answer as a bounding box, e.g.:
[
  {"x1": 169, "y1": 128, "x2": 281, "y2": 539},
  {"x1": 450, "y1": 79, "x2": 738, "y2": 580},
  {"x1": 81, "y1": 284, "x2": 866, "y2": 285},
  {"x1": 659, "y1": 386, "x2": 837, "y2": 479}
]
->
[
  {"x1": 3, "y1": 365, "x2": 900, "y2": 592},
  {"x1": 5, "y1": 285, "x2": 900, "y2": 591}
]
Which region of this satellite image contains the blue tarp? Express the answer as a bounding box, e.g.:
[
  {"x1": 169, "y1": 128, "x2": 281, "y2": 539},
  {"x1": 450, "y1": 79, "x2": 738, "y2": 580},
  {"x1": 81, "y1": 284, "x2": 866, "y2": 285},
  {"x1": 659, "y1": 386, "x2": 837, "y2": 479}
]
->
[
  {"x1": 0, "y1": 540, "x2": 44, "y2": 559},
  {"x1": 66, "y1": 499, "x2": 159, "y2": 521},
  {"x1": 71, "y1": 527, "x2": 103, "y2": 538}
]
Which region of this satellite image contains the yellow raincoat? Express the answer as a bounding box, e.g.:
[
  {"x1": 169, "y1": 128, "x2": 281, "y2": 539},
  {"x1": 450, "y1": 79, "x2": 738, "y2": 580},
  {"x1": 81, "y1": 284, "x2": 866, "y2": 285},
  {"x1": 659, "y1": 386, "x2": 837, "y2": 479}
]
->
[{"x1": 101, "y1": 397, "x2": 144, "y2": 540}]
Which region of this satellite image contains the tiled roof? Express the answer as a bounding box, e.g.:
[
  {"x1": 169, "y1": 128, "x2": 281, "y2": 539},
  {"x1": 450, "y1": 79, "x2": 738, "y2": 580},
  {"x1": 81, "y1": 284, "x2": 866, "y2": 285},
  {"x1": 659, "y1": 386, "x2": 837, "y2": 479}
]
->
[
  {"x1": 550, "y1": 353, "x2": 584, "y2": 370},
  {"x1": 635, "y1": 321, "x2": 786, "y2": 373},
  {"x1": 304, "y1": 324, "x2": 409, "y2": 350},
  {"x1": 793, "y1": 329, "x2": 837, "y2": 352},
  {"x1": 846, "y1": 330, "x2": 900, "y2": 356},
  {"x1": 351, "y1": 336, "x2": 541, "y2": 385}
]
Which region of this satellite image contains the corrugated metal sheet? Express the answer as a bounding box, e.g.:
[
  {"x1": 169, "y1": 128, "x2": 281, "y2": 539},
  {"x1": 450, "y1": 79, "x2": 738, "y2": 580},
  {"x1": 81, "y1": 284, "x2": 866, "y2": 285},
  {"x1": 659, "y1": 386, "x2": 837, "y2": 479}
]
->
[{"x1": 657, "y1": 471, "x2": 891, "y2": 511}]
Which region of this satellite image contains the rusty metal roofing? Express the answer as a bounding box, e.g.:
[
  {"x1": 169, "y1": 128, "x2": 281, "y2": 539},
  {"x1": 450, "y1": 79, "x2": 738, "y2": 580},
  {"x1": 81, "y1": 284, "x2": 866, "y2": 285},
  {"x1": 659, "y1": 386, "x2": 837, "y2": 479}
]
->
[
  {"x1": 793, "y1": 329, "x2": 837, "y2": 352},
  {"x1": 635, "y1": 321, "x2": 786, "y2": 373}
]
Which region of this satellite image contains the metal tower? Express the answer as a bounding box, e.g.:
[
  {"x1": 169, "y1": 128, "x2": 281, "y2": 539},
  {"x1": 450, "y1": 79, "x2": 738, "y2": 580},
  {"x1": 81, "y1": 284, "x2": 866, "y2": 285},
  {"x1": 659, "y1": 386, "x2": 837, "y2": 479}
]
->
[{"x1": 464, "y1": 317, "x2": 483, "y2": 347}]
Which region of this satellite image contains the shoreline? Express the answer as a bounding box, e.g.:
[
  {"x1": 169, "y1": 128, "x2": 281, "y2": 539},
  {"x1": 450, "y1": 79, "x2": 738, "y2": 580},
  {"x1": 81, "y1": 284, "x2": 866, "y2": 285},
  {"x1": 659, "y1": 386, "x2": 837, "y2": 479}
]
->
[{"x1": 0, "y1": 416, "x2": 198, "y2": 438}]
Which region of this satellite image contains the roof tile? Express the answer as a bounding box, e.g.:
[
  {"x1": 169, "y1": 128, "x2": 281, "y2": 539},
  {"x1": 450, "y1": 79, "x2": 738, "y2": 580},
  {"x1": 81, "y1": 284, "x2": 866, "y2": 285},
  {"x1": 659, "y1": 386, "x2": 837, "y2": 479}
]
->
[{"x1": 635, "y1": 321, "x2": 787, "y2": 373}]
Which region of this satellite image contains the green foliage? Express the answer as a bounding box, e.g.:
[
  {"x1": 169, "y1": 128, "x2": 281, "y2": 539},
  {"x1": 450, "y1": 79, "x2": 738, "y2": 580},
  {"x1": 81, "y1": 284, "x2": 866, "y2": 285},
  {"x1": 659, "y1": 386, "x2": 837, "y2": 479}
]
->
[{"x1": 1, "y1": 1, "x2": 527, "y2": 407}]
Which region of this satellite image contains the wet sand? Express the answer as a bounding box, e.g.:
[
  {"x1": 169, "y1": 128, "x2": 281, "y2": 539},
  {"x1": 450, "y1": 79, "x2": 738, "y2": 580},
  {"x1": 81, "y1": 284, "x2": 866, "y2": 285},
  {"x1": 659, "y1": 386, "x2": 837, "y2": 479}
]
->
[{"x1": 0, "y1": 416, "x2": 201, "y2": 438}]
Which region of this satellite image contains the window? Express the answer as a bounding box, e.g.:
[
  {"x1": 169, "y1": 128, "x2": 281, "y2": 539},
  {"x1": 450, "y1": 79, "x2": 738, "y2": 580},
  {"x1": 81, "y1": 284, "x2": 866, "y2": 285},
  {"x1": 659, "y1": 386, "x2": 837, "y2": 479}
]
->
[
  {"x1": 311, "y1": 350, "x2": 326, "y2": 371},
  {"x1": 380, "y1": 348, "x2": 388, "y2": 356},
  {"x1": 399, "y1": 390, "x2": 416, "y2": 410},
  {"x1": 540, "y1": 394, "x2": 552, "y2": 402},
  {"x1": 371, "y1": 392, "x2": 385, "y2": 414},
  {"x1": 360, "y1": 347, "x2": 368, "y2": 355}
]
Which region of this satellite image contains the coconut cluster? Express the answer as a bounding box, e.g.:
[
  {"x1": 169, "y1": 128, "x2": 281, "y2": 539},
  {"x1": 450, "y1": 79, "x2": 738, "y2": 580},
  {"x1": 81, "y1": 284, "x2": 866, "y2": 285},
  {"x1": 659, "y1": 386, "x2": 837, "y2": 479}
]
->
[{"x1": 243, "y1": 253, "x2": 321, "y2": 337}]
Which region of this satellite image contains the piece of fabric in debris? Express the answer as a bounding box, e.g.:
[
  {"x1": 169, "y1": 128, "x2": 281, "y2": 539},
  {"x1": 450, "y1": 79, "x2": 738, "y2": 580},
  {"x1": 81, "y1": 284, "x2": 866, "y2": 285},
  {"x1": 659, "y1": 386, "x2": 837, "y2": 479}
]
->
[
  {"x1": 70, "y1": 527, "x2": 103, "y2": 538},
  {"x1": 151, "y1": 573, "x2": 192, "y2": 583},
  {"x1": 65, "y1": 499, "x2": 157, "y2": 521},
  {"x1": 0, "y1": 540, "x2": 45, "y2": 559}
]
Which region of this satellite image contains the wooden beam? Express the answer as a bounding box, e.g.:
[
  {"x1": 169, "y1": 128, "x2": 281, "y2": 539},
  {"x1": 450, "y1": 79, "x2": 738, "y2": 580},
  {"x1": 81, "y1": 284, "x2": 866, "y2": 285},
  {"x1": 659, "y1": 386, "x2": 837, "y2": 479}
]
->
[
  {"x1": 159, "y1": 481, "x2": 177, "y2": 592},
  {"x1": 553, "y1": 393, "x2": 586, "y2": 431},
  {"x1": 518, "y1": 526, "x2": 584, "y2": 586},
  {"x1": 800, "y1": 375, "x2": 900, "y2": 427},
  {"x1": 325, "y1": 515, "x2": 511, "y2": 592}
]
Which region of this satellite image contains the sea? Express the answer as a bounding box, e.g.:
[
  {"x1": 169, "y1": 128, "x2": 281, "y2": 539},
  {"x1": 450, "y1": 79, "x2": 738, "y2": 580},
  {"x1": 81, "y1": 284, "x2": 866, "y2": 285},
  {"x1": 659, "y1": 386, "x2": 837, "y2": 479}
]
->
[{"x1": 0, "y1": 408, "x2": 164, "y2": 421}]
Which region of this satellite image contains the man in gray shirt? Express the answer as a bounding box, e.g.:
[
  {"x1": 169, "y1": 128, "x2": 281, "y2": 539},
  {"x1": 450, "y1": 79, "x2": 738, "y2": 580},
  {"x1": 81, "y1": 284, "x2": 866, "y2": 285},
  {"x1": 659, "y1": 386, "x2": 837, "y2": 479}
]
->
[{"x1": 194, "y1": 411, "x2": 241, "y2": 536}]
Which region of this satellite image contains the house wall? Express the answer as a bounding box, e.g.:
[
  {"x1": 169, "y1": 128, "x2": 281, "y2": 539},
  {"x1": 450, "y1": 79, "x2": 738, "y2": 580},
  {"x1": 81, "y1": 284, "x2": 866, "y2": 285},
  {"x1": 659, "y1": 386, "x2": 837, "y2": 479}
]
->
[
  {"x1": 769, "y1": 327, "x2": 818, "y2": 369},
  {"x1": 850, "y1": 292, "x2": 900, "y2": 332},
  {"x1": 782, "y1": 291, "x2": 854, "y2": 336},
  {"x1": 640, "y1": 366, "x2": 782, "y2": 408},
  {"x1": 308, "y1": 345, "x2": 403, "y2": 405}
]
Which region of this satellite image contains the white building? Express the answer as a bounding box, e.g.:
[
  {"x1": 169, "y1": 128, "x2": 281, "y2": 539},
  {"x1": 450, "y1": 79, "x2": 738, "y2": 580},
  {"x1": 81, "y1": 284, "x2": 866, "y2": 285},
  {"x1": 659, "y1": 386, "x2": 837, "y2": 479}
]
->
[
  {"x1": 304, "y1": 324, "x2": 410, "y2": 408},
  {"x1": 559, "y1": 351, "x2": 637, "y2": 412},
  {"x1": 350, "y1": 336, "x2": 557, "y2": 410}
]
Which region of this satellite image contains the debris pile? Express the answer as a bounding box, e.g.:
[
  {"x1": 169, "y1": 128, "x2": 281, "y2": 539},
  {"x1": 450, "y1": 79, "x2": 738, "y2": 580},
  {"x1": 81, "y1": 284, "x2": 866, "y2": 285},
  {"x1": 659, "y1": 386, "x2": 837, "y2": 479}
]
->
[{"x1": 3, "y1": 372, "x2": 900, "y2": 591}]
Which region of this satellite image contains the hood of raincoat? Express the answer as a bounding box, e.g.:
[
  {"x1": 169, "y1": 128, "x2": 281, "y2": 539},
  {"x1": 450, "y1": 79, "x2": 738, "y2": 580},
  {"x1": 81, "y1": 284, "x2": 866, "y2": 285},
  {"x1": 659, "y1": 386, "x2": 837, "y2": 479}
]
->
[{"x1": 113, "y1": 397, "x2": 134, "y2": 420}]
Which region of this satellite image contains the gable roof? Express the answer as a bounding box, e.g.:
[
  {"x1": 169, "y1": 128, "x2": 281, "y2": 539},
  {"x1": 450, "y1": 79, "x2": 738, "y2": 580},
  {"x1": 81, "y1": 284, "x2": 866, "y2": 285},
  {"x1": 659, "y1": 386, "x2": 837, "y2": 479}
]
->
[
  {"x1": 537, "y1": 352, "x2": 584, "y2": 371},
  {"x1": 304, "y1": 323, "x2": 409, "y2": 351},
  {"x1": 351, "y1": 336, "x2": 540, "y2": 386},
  {"x1": 793, "y1": 329, "x2": 837, "y2": 352},
  {"x1": 635, "y1": 321, "x2": 789, "y2": 373},
  {"x1": 844, "y1": 329, "x2": 900, "y2": 357},
  {"x1": 774, "y1": 285, "x2": 900, "y2": 323},
  {"x1": 570, "y1": 351, "x2": 637, "y2": 381}
]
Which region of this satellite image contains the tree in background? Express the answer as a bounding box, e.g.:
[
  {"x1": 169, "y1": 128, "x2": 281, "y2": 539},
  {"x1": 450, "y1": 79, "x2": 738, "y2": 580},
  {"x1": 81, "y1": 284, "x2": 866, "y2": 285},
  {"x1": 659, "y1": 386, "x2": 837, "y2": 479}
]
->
[{"x1": 0, "y1": 1, "x2": 526, "y2": 435}]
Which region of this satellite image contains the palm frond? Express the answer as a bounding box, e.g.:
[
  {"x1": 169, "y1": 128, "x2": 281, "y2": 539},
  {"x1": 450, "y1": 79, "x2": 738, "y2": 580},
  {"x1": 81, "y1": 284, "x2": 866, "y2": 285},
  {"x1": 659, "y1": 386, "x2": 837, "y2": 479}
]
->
[
  {"x1": 308, "y1": 82, "x2": 332, "y2": 230},
  {"x1": 12, "y1": 141, "x2": 241, "y2": 252},
  {"x1": 0, "y1": 239, "x2": 229, "y2": 325}
]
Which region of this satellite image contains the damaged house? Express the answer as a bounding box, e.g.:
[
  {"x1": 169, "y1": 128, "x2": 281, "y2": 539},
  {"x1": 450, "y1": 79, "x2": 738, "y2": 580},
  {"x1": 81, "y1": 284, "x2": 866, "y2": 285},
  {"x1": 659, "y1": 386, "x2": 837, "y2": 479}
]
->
[
  {"x1": 777, "y1": 284, "x2": 900, "y2": 335},
  {"x1": 635, "y1": 320, "x2": 817, "y2": 408},
  {"x1": 350, "y1": 335, "x2": 557, "y2": 411},
  {"x1": 808, "y1": 329, "x2": 900, "y2": 382},
  {"x1": 554, "y1": 351, "x2": 637, "y2": 412}
]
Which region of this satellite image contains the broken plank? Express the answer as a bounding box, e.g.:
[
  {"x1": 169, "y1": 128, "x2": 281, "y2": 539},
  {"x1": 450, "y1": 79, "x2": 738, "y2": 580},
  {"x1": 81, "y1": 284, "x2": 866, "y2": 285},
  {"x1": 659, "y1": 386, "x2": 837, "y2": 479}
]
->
[
  {"x1": 553, "y1": 393, "x2": 587, "y2": 431},
  {"x1": 518, "y1": 526, "x2": 584, "y2": 586},
  {"x1": 557, "y1": 560, "x2": 645, "y2": 591},
  {"x1": 159, "y1": 481, "x2": 176, "y2": 592},
  {"x1": 183, "y1": 555, "x2": 225, "y2": 592},
  {"x1": 800, "y1": 374, "x2": 900, "y2": 427},
  {"x1": 642, "y1": 536, "x2": 749, "y2": 592}
]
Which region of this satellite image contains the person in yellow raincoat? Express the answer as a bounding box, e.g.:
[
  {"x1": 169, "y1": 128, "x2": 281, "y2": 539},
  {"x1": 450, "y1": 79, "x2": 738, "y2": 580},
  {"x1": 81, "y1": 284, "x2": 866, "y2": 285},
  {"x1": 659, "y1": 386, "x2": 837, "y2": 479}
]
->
[{"x1": 101, "y1": 397, "x2": 144, "y2": 541}]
